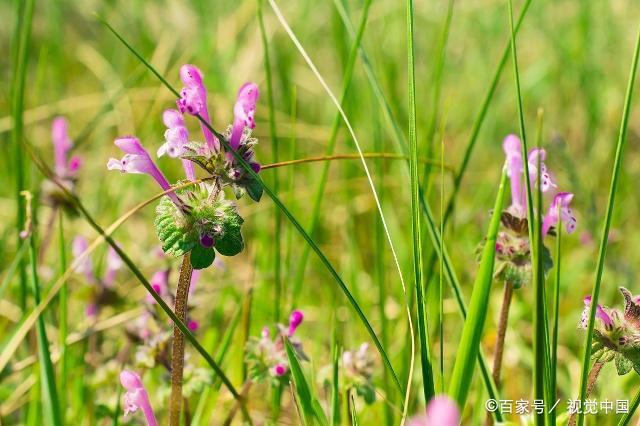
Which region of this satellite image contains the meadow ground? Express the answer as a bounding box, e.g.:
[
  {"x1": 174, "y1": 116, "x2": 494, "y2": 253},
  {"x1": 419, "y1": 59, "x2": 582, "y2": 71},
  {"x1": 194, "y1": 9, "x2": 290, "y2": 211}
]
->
[{"x1": 2, "y1": 0, "x2": 640, "y2": 424}]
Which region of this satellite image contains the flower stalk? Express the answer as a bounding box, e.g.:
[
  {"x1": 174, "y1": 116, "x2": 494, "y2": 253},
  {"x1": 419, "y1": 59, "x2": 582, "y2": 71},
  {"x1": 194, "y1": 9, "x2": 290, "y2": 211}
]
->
[{"x1": 169, "y1": 253, "x2": 194, "y2": 426}]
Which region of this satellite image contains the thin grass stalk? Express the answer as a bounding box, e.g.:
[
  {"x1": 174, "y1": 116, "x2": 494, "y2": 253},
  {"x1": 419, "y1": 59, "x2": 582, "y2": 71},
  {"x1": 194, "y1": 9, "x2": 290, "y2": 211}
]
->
[
  {"x1": 550, "y1": 204, "x2": 562, "y2": 405},
  {"x1": 447, "y1": 169, "x2": 507, "y2": 407},
  {"x1": 330, "y1": 328, "x2": 340, "y2": 426},
  {"x1": 11, "y1": 0, "x2": 35, "y2": 311},
  {"x1": 506, "y1": 1, "x2": 549, "y2": 422},
  {"x1": 407, "y1": 0, "x2": 436, "y2": 403},
  {"x1": 257, "y1": 0, "x2": 282, "y2": 323},
  {"x1": 422, "y1": 0, "x2": 454, "y2": 193},
  {"x1": 617, "y1": 387, "x2": 640, "y2": 426},
  {"x1": 99, "y1": 15, "x2": 404, "y2": 397},
  {"x1": 438, "y1": 108, "x2": 447, "y2": 394},
  {"x1": 57, "y1": 210, "x2": 68, "y2": 423},
  {"x1": 290, "y1": 0, "x2": 373, "y2": 305},
  {"x1": 169, "y1": 254, "x2": 194, "y2": 426},
  {"x1": 0, "y1": 240, "x2": 29, "y2": 300},
  {"x1": 577, "y1": 23, "x2": 640, "y2": 426},
  {"x1": 23, "y1": 192, "x2": 61, "y2": 425}
]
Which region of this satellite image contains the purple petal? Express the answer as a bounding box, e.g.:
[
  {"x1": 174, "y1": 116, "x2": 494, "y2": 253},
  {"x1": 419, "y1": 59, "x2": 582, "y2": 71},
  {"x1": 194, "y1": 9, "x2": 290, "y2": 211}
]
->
[
  {"x1": 426, "y1": 396, "x2": 460, "y2": 426},
  {"x1": 229, "y1": 83, "x2": 259, "y2": 150},
  {"x1": 288, "y1": 309, "x2": 304, "y2": 336},
  {"x1": 52, "y1": 117, "x2": 73, "y2": 176}
]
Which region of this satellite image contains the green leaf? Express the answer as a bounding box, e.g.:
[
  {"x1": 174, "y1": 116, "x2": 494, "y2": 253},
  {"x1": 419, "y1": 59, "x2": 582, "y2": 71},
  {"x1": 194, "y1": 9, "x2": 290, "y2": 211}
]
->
[
  {"x1": 245, "y1": 177, "x2": 263, "y2": 202},
  {"x1": 616, "y1": 355, "x2": 633, "y2": 376},
  {"x1": 190, "y1": 245, "x2": 215, "y2": 270},
  {"x1": 155, "y1": 196, "x2": 196, "y2": 256},
  {"x1": 285, "y1": 339, "x2": 328, "y2": 425},
  {"x1": 356, "y1": 383, "x2": 376, "y2": 405},
  {"x1": 215, "y1": 216, "x2": 244, "y2": 257}
]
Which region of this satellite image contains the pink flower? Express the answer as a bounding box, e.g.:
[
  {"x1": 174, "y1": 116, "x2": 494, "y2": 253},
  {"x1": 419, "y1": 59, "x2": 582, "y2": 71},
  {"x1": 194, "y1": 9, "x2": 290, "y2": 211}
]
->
[
  {"x1": 157, "y1": 109, "x2": 196, "y2": 181},
  {"x1": 580, "y1": 296, "x2": 613, "y2": 329},
  {"x1": 120, "y1": 370, "x2": 157, "y2": 426},
  {"x1": 542, "y1": 192, "x2": 577, "y2": 236},
  {"x1": 103, "y1": 246, "x2": 123, "y2": 287},
  {"x1": 107, "y1": 136, "x2": 181, "y2": 206},
  {"x1": 176, "y1": 64, "x2": 219, "y2": 152},
  {"x1": 72, "y1": 236, "x2": 94, "y2": 283},
  {"x1": 407, "y1": 396, "x2": 460, "y2": 426},
  {"x1": 229, "y1": 83, "x2": 259, "y2": 150},
  {"x1": 52, "y1": 117, "x2": 81, "y2": 177},
  {"x1": 288, "y1": 309, "x2": 304, "y2": 336},
  {"x1": 272, "y1": 363, "x2": 287, "y2": 376},
  {"x1": 146, "y1": 270, "x2": 169, "y2": 304}
]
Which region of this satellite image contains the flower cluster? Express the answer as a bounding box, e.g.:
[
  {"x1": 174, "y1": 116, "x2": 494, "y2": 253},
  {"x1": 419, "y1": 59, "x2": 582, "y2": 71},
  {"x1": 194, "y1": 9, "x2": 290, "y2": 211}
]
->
[
  {"x1": 72, "y1": 236, "x2": 123, "y2": 318},
  {"x1": 245, "y1": 310, "x2": 306, "y2": 384},
  {"x1": 341, "y1": 343, "x2": 376, "y2": 403},
  {"x1": 107, "y1": 64, "x2": 261, "y2": 270},
  {"x1": 580, "y1": 288, "x2": 640, "y2": 376},
  {"x1": 489, "y1": 134, "x2": 577, "y2": 288},
  {"x1": 42, "y1": 117, "x2": 82, "y2": 211}
]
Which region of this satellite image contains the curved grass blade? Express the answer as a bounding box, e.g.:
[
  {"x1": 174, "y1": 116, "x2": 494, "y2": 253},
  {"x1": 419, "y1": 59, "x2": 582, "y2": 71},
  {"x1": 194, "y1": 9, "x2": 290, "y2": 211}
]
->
[
  {"x1": 617, "y1": 387, "x2": 640, "y2": 426},
  {"x1": 98, "y1": 16, "x2": 404, "y2": 397},
  {"x1": 577, "y1": 23, "x2": 640, "y2": 426},
  {"x1": 407, "y1": 0, "x2": 435, "y2": 403},
  {"x1": 448, "y1": 168, "x2": 507, "y2": 407},
  {"x1": 285, "y1": 339, "x2": 328, "y2": 425},
  {"x1": 57, "y1": 210, "x2": 68, "y2": 423},
  {"x1": 550, "y1": 201, "x2": 562, "y2": 408},
  {"x1": 0, "y1": 240, "x2": 28, "y2": 300}
]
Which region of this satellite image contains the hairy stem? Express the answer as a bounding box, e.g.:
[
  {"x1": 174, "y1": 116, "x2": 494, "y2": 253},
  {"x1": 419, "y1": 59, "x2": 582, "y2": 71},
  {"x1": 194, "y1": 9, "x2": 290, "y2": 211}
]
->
[
  {"x1": 569, "y1": 361, "x2": 603, "y2": 426},
  {"x1": 169, "y1": 254, "x2": 193, "y2": 426},
  {"x1": 492, "y1": 281, "x2": 514, "y2": 388}
]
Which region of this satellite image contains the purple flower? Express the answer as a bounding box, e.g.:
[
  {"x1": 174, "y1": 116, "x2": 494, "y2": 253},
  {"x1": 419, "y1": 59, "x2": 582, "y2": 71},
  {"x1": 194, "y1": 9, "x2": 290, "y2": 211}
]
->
[
  {"x1": 103, "y1": 247, "x2": 123, "y2": 287},
  {"x1": 120, "y1": 370, "x2": 158, "y2": 426},
  {"x1": 407, "y1": 396, "x2": 460, "y2": 426},
  {"x1": 158, "y1": 109, "x2": 196, "y2": 181},
  {"x1": 176, "y1": 64, "x2": 219, "y2": 152},
  {"x1": 542, "y1": 192, "x2": 577, "y2": 236},
  {"x1": 272, "y1": 363, "x2": 287, "y2": 376},
  {"x1": 187, "y1": 319, "x2": 199, "y2": 331},
  {"x1": 72, "y1": 236, "x2": 95, "y2": 283},
  {"x1": 580, "y1": 296, "x2": 613, "y2": 329},
  {"x1": 52, "y1": 117, "x2": 81, "y2": 177},
  {"x1": 107, "y1": 136, "x2": 181, "y2": 206},
  {"x1": 502, "y1": 135, "x2": 556, "y2": 218},
  {"x1": 146, "y1": 270, "x2": 169, "y2": 304},
  {"x1": 229, "y1": 83, "x2": 259, "y2": 150},
  {"x1": 288, "y1": 309, "x2": 304, "y2": 336}
]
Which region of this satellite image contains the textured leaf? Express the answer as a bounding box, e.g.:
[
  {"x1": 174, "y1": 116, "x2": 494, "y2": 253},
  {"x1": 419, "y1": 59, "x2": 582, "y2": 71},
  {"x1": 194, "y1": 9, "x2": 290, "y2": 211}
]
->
[
  {"x1": 190, "y1": 245, "x2": 215, "y2": 270},
  {"x1": 215, "y1": 214, "x2": 244, "y2": 256},
  {"x1": 616, "y1": 354, "x2": 633, "y2": 376},
  {"x1": 246, "y1": 177, "x2": 263, "y2": 202},
  {"x1": 154, "y1": 196, "x2": 196, "y2": 256}
]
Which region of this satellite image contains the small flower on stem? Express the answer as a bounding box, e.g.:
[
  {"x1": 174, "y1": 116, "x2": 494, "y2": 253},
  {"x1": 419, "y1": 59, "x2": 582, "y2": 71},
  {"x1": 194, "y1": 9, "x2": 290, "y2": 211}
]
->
[
  {"x1": 176, "y1": 64, "x2": 218, "y2": 151},
  {"x1": 107, "y1": 136, "x2": 181, "y2": 206},
  {"x1": 158, "y1": 109, "x2": 196, "y2": 181},
  {"x1": 120, "y1": 369, "x2": 158, "y2": 426},
  {"x1": 52, "y1": 117, "x2": 81, "y2": 177},
  {"x1": 229, "y1": 83, "x2": 259, "y2": 150},
  {"x1": 542, "y1": 192, "x2": 577, "y2": 236}
]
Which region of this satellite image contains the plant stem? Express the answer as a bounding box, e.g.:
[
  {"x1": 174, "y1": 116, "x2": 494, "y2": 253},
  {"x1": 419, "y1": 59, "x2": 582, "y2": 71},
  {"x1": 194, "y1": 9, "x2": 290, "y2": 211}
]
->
[
  {"x1": 58, "y1": 209, "x2": 68, "y2": 423},
  {"x1": 39, "y1": 206, "x2": 59, "y2": 263},
  {"x1": 568, "y1": 362, "x2": 603, "y2": 426},
  {"x1": 492, "y1": 281, "x2": 514, "y2": 388},
  {"x1": 169, "y1": 254, "x2": 194, "y2": 426}
]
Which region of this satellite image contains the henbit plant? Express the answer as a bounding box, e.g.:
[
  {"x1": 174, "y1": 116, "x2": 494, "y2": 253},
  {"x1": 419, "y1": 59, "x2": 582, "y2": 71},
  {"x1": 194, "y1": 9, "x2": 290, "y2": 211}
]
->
[
  {"x1": 107, "y1": 64, "x2": 262, "y2": 425},
  {"x1": 120, "y1": 369, "x2": 158, "y2": 426}
]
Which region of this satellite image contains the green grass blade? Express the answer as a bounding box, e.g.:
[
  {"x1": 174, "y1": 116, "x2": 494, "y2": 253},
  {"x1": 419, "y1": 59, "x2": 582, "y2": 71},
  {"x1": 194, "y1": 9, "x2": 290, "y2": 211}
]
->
[
  {"x1": 577, "y1": 23, "x2": 640, "y2": 426},
  {"x1": 448, "y1": 168, "x2": 507, "y2": 408},
  {"x1": 551, "y1": 199, "x2": 562, "y2": 412},
  {"x1": 617, "y1": 387, "x2": 640, "y2": 426},
  {"x1": 11, "y1": 0, "x2": 35, "y2": 312},
  {"x1": 290, "y1": 0, "x2": 372, "y2": 305},
  {"x1": 24, "y1": 196, "x2": 62, "y2": 425},
  {"x1": 284, "y1": 339, "x2": 328, "y2": 425},
  {"x1": 0, "y1": 240, "x2": 29, "y2": 300},
  {"x1": 257, "y1": 0, "x2": 283, "y2": 323},
  {"x1": 98, "y1": 16, "x2": 403, "y2": 396},
  {"x1": 330, "y1": 329, "x2": 340, "y2": 426},
  {"x1": 407, "y1": 0, "x2": 435, "y2": 403},
  {"x1": 57, "y1": 210, "x2": 68, "y2": 423}
]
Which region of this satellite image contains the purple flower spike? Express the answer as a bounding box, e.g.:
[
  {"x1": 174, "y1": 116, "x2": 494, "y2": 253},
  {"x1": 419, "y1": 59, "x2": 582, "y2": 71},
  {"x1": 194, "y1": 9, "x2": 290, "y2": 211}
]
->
[
  {"x1": 503, "y1": 134, "x2": 525, "y2": 216},
  {"x1": 177, "y1": 64, "x2": 219, "y2": 152},
  {"x1": 52, "y1": 117, "x2": 75, "y2": 176},
  {"x1": 542, "y1": 192, "x2": 577, "y2": 236},
  {"x1": 103, "y1": 246, "x2": 123, "y2": 287},
  {"x1": 581, "y1": 296, "x2": 613, "y2": 329},
  {"x1": 272, "y1": 363, "x2": 287, "y2": 377},
  {"x1": 229, "y1": 83, "x2": 259, "y2": 150},
  {"x1": 107, "y1": 136, "x2": 181, "y2": 206},
  {"x1": 72, "y1": 236, "x2": 94, "y2": 283},
  {"x1": 158, "y1": 109, "x2": 196, "y2": 181},
  {"x1": 120, "y1": 370, "x2": 158, "y2": 426},
  {"x1": 528, "y1": 148, "x2": 556, "y2": 192},
  {"x1": 288, "y1": 309, "x2": 304, "y2": 336}
]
